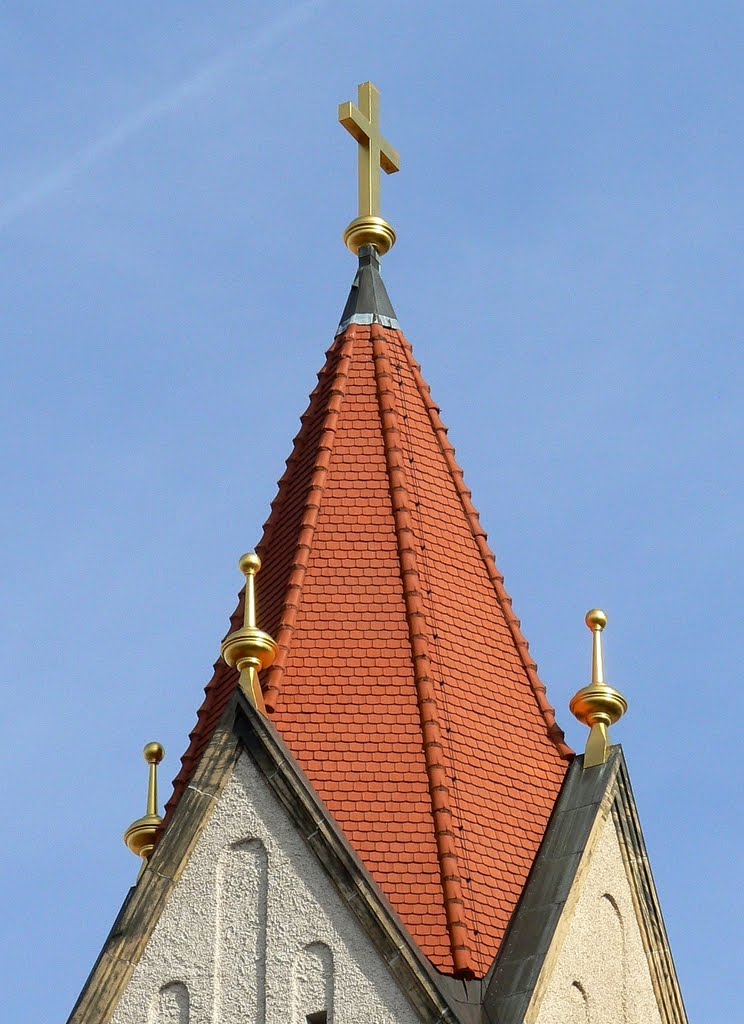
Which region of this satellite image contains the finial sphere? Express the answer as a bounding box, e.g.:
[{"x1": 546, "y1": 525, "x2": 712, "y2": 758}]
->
[
  {"x1": 143, "y1": 741, "x2": 165, "y2": 764},
  {"x1": 585, "y1": 608, "x2": 608, "y2": 631},
  {"x1": 239, "y1": 551, "x2": 262, "y2": 576},
  {"x1": 343, "y1": 216, "x2": 396, "y2": 256}
]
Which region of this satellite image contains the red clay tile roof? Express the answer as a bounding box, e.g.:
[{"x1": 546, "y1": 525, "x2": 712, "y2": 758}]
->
[{"x1": 164, "y1": 313, "x2": 571, "y2": 978}]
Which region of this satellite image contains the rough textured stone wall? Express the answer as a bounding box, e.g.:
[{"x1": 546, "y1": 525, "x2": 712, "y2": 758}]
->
[
  {"x1": 531, "y1": 811, "x2": 664, "y2": 1024},
  {"x1": 111, "y1": 752, "x2": 420, "y2": 1024}
]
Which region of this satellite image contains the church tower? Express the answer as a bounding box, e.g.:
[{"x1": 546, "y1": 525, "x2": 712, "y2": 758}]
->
[{"x1": 68, "y1": 83, "x2": 687, "y2": 1024}]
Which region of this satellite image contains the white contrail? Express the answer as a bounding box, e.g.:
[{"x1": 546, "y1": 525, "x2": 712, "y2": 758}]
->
[{"x1": 0, "y1": 0, "x2": 324, "y2": 229}]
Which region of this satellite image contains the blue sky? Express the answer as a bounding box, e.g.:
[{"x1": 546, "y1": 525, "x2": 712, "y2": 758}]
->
[{"x1": 2, "y1": 3, "x2": 741, "y2": 1019}]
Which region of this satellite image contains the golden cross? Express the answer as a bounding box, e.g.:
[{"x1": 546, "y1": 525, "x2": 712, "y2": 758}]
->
[{"x1": 339, "y1": 82, "x2": 400, "y2": 220}]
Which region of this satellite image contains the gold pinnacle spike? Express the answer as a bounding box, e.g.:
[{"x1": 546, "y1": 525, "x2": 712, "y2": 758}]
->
[
  {"x1": 221, "y1": 552, "x2": 277, "y2": 715},
  {"x1": 124, "y1": 742, "x2": 165, "y2": 872},
  {"x1": 339, "y1": 81, "x2": 400, "y2": 256},
  {"x1": 569, "y1": 609, "x2": 628, "y2": 768}
]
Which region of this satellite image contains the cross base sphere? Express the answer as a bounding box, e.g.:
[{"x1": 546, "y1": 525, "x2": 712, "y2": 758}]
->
[{"x1": 344, "y1": 216, "x2": 397, "y2": 256}]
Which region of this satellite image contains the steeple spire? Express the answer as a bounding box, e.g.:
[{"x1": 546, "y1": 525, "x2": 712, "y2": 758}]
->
[
  {"x1": 162, "y1": 82, "x2": 571, "y2": 977},
  {"x1": 339, "y1": 81, "x2": 400, "y2": 255},
  {"x1": 165, "y1": 307, "x2": 571, "y2": 975}
]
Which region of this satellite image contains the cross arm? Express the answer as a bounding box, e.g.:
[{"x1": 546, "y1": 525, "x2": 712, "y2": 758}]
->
[
  {"x1": 338, "y1": 103, "x2": 401, "y2": 175},
  {"x1": 338, "y1": 101, "x2": 368, "y2": 145},
  {"x1": 380, "y1": 139, "x2": 401, "y2": 175}
]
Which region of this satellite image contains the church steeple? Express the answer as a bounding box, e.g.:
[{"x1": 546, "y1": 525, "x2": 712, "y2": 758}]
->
[
  {"x1": 163, "y1": 88, "x2": 571, "y2": 975},
  {"x1": 69, "y1": 82, "x2": 688, "y2": 1024}
]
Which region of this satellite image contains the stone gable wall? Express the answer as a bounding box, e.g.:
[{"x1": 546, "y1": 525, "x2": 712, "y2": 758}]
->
[
  {"x1": 531, "y1": 811, "x2": 664, "y2": 1024},
  {"x1": 111, "y1": 752, "x2": 420, "y2": 1024}
]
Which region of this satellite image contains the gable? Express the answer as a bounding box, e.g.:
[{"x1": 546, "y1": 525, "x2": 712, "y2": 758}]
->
[
  {"x1": 69, "y1": 699, "x2": 464, "y2": 1024},
  {"x1": 529, "y1": 807, "x2": 663, "y2": 1024},
  {"x1": 486, "y1": 751, "x2": 687, "y2": 1024},
  {"x1": 108, "y1": 748, "x2": 422, "y2": 1024}
]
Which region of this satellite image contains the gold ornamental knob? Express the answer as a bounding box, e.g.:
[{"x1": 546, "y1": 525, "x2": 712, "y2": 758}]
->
[
  {"x1": 569, "y1": 610, "x2": 628, "y2": 768},
  {"x1": 221, "y1": 552, "x2": 277, "y2": 715},
  {"x1": 124, "y1": 742, "x2": 165, "y2": 871}
]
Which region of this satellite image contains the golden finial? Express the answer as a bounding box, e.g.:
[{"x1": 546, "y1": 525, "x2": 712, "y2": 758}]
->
[
  {"x1": 339, "y1": 81, "x2": 400, "y2": 256},
  {"x1": 569, "y1": 609, "x2": 628, "y2": 768},
  {"x1": 124, "y1": 742, "x2": 165, "y2": 872},
  {"x1": 221, "y1": 552, "x2": 277, "y2": 714}
]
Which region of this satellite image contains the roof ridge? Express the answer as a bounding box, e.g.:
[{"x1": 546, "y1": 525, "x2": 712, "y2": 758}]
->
[
  {"x1": 257, "y1": 360, "x2": 333, "y2": 562},
  {"x1": 260, "y1": 330, "x2": 356, "y2": 713},
  {"x1": 402, "y1": 345, "x2": 573, "y2": 760},
  {"x1": 162, "y1": 332, "x2": 357, "y2": 825},
  {"x1": 370, "y1": 322, "x2": 474, "y2": 978},
  {"x1": 162, "y1": 656, "x2": 238, "y2": 826}
]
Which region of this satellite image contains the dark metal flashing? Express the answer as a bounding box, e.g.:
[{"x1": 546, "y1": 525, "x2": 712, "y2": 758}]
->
[
  {"x1": 435, "y1": 975, "x2": 486, "y2": 1024},
  {"x1": 336, "y1": 245, "x2": 400, "y2": 336},
  {"x1": 483, "y1": 751, "x2": 621, "y2": 1024}
]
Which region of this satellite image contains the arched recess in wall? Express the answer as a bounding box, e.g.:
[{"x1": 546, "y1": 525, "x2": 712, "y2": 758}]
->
[
  {"x1": 569, "y1": 980, "x2": 589, "y2": 1024},
  {"x1": 149, "y1": 980, "x2": 189, "y2": 1024},
  {"x1": 594, "y1": 892, "x2": 627, "y2": 1023},
  {"x1": 292, "y1": 941, "x2": 334, "y2": 1024},
  {"x1": 213, "y1": 838, "x2": 268, "y2": 1024},
  {"x1": 544, "y1": 974, "x2": 589, "y2": 1024}
]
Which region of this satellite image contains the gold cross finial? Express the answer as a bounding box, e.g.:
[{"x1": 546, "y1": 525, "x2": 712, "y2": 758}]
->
[
  {"x1": 339, "y1": 82, "x2": 400, "y2": 256},
  {"x1": 340, "y1": 82, "x2": 400, "y2": 219}
]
